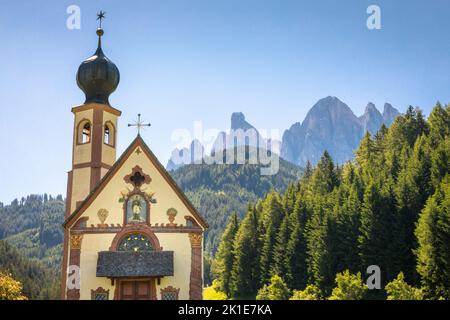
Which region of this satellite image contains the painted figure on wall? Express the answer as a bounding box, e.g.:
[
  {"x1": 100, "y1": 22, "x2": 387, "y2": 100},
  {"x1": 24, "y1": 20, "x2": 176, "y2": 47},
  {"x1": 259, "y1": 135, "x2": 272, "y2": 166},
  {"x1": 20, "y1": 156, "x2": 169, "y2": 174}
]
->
[{"x1": 126, "y1": 195, "x2": 147, "y2": 223}]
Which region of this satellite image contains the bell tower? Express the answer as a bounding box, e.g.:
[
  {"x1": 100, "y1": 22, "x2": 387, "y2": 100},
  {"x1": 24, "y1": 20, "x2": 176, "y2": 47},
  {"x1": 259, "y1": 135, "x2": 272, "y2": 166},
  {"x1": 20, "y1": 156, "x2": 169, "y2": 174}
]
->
[{"x1": 66, "y1": 14, "x2": 121, "y2": 218}]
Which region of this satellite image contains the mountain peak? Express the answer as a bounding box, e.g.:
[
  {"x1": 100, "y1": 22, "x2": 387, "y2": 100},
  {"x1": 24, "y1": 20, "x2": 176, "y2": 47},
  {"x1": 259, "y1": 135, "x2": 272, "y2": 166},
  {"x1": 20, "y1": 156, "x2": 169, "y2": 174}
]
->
[
  {"x1": 282, "y1": 97, "x2": 401, "y2": 167},
  {"x1": 230, "y1": 112, "x2": 255, "y2": 131},
  {"x1": 321, "y1": 96, "x2": 340, "y2": 102},
  {"x1": 306, "y1": 96, "x2": 356, "y2": 123},
  {"x1": 316, "y1": 96, "x2": 344, "y2": 107},
  {"x1": 383, "y1": 103, "x2": 397, "y2": 115},
  {"x1": 231, "y1": 112, "x2": 245, "y2": 123},
  {"x1": 382, "y1": 103, "x2": 400, "y2": 126},
  {"x1": 360, "y1": 103, "x2": 383, "y2": 135},
  {"x1": 365, "y1": 102, "x2": 379, "y2": 113}
]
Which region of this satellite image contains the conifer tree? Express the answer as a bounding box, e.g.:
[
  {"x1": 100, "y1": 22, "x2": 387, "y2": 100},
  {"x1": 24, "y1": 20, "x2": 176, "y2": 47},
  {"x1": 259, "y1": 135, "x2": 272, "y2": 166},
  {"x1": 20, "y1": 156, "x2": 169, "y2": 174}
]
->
[
  {"x1": 430, "y1": 139, "x2": 450, "y2": 188},
  {"x1": 415, "y1": 176, "x2": 450, "y2": 299},
  {"x1": 305, "y1": 197, "x2": 336, "y2": 295},
  {"x1": 427, "y1": 102, "x2": 450, "y2": 148},
  {"x1": 303, "y1": 160, "x2": 313, "y2": 182},
  {"x1": 334, "y1": 184, "x2": 361, "y2": 274},
  {"x1": 285, "y1": 197, "x2": 309, "y2": 290},
  {"x1": 271, "y1": 214, "x2": 290, "y2": 278},
  {"x1": 310, "y1": 151, "x2": 339, "y2": 195},
  {"x1": 259, "y1": 193, "x2": 284, "y2": 286},
  {"x1": 395, "y1": 135, "x2": 432, "y2": 282},
  {"x1": 230, "y1": 208, "x2": 259, "y2": 298},
  {"x1": 356, "y1": 132, "x2": 374, "y2": 172},
  {"x1": 212, "y1": 212, "x2": 239, "y2": 297},
  {"x1": 358, "y1": 182, "x2": 397, "y2": 286}
]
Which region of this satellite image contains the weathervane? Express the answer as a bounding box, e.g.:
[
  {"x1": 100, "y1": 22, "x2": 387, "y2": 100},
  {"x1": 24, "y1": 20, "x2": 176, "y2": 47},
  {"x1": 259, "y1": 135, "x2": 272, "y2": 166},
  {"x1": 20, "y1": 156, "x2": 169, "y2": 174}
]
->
[
  {"x1": 97, "y1": 10, "x2": 106, "y2": 28},
  {"x1": 128, "y1": 114, "x2": 151, "y2": 136}
]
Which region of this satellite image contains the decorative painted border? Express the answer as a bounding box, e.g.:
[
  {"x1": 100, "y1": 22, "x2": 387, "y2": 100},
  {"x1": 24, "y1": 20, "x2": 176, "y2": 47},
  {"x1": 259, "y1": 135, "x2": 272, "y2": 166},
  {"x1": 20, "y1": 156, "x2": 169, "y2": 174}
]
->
[
  {"x1": 66, "y1": 234, "x2": 83, "y2": 300},
  {"x1": 189, "y1": 233, "x2": 203, "y2": 300}
]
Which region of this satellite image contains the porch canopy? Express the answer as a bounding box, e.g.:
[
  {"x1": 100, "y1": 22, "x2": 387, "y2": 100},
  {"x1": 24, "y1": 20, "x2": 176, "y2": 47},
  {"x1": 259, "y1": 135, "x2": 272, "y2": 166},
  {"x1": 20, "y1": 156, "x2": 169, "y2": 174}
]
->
[{"x1": 96, "y1": 251, "x2": 174, "y2": 277}]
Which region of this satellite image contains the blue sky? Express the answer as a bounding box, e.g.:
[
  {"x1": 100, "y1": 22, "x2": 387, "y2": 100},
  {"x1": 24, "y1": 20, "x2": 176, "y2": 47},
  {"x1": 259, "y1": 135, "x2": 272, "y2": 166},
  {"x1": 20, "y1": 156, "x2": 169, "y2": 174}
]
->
[{"x1": 1, "y1": 0, "x2": 450, "y2": 203}]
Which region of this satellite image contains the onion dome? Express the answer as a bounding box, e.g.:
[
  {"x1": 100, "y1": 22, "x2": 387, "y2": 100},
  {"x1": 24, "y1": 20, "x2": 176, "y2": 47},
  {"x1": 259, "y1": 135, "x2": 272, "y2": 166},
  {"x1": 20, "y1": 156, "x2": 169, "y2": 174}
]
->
[{"x1": 76, "y1": 26, "x2": 120, "y2": 105}]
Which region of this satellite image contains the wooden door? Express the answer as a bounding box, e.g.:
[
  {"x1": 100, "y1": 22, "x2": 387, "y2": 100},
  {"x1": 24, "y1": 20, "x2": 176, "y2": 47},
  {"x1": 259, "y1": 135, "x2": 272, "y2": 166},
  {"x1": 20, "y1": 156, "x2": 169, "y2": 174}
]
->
[
  {"x1": 120, "y1": 281, "x2": 136, "y2": 300},
  {"x1": 120, "y1": 280, "x2": 154, "y2": 300}
]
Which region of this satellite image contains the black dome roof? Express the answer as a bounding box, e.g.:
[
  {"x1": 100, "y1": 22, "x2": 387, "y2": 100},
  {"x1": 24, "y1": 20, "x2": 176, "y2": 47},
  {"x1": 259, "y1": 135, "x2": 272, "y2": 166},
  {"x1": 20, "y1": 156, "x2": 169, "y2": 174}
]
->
[{"x1": 76, "y1": 28, "x2": 120, "y2": 105}]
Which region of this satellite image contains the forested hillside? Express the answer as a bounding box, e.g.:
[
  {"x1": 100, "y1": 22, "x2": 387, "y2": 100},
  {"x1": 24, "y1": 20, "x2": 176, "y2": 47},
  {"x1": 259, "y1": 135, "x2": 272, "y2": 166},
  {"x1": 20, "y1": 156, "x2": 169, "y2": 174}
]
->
[
  {"x1": 0, "y1": 240, "x2": 59, "y2": 299},
  {"x1": 212, "y1": 104, "x2": 450, "y2": 300},
  {"x1": 171, "y1": 151, "x2": 303, "y2": 253},
  {"x1": 0, "y1": 195, "x2": 64, "y2": 299}
]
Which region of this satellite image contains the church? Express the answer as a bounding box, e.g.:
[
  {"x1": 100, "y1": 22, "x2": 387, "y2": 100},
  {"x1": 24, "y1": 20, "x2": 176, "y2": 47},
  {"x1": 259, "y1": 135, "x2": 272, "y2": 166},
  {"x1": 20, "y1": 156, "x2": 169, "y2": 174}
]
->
[{"x1": 60, "y1": 15, "x2": 208, "y2": 300}]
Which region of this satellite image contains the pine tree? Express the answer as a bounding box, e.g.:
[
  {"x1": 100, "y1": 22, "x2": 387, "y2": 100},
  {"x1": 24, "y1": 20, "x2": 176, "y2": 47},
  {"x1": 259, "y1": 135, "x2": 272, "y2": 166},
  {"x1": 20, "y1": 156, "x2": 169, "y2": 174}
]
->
[
  {"x1": 427, "y1": 102, "x2": 450, "y2": 148},
  {"x1": 259, "y1": 193, "x2": 284, "y2": 286},
  {"x1": 212, "y1": 212, "x2": 239, "y2": 297},
  {"x1": 395, "y1": 135, "x2": 432, "y2": 283},
  {"x1": 285, "y1": 197, "x2": 309, "y2": 290},
  {"x1": 358, "y1": 181, "x2": 397, "y2": 288},
  {"x1": 415, "y1": 176, "x2": 450, "y2": 299},
  {"x1": 230, "y1": 208, "x2": 259, "y2": 298},
  {"x1": 271, "y1": 214, "x2": 290, "y2": 278},
  {"x1": 356, "y1": 132, "x2": 374, "y2": 171},
  {"x1": 303, "y1": 160, "x2": 313, "y2": 182},
  {"x1": 310, "y1": 151, "x2": 339, "y2": 195},
  {"x1": 430, "y1": 139, "x2": 450, "y2": 188},
  {"x1": 305, "y1": 196, "x2": 336, "y2": 295},
  {"x1": 282, "y1": 183, "x2": 298, "y2": 214},
  {"x1": 334, "y1": 184, "x2": 361, "y2": 274}
]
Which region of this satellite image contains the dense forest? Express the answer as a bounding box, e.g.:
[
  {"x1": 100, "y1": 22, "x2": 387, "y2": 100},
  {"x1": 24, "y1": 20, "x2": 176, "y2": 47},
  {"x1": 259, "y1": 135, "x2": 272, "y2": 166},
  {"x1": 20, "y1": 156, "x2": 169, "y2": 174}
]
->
[
  {"x1": 0, "y1": 195, "x2": 64, "y2": 299},
  {"x1": 211, "y1": 104, "x2": 450, "y2": 300},
  {"x1": 171, "y1": 152, "x2": 302, "y2": 254},
  {"x1": 0, "y1": 240, "x2": 60, "y2": 299}
]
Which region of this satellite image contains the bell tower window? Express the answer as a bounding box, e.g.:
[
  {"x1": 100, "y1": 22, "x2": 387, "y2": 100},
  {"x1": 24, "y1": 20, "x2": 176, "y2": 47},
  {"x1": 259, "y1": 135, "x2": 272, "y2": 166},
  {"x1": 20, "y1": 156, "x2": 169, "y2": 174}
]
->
[
  {"x1": 104, "y1": 125, "x2": 110, "y2": 144},
  {"x1": 104, "y1": 122, "x2": 115, "y2": 147},
  {"x1": 83, "y1": 123, "x2": 91, "y2": 143},
  {"x1": 77, "y1": 120, "x2": 91, "y2": 145}
]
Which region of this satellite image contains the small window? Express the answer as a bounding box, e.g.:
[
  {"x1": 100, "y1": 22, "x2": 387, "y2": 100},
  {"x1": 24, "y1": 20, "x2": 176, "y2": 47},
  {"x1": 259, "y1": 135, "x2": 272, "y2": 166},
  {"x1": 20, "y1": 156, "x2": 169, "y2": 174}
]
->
[
  {"x1": 91, "y1": 287, "x2": 109, "y2": 300},
  {"x1": 160, "y1": 286, "x2": 180, "y2": 300},
  {"x1": 93, "y1": 292, "x2": 108, "y2": 300},
  {"x1": 104, "y1": 125, "x2": 110, "y2": 145},
  {"x1": 78, "y1": 121, "x2": 91, "y2": 144},
  {"x1": 104, "y1": 122, "x2": 115, "y2": 147}
]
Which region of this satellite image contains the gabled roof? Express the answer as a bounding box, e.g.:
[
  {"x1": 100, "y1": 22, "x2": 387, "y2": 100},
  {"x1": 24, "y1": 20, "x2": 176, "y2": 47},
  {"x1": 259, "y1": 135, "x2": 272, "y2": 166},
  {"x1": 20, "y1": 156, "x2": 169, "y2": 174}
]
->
[{"x1": 63, "y1": 135, "x2": 208, "y2": 229}]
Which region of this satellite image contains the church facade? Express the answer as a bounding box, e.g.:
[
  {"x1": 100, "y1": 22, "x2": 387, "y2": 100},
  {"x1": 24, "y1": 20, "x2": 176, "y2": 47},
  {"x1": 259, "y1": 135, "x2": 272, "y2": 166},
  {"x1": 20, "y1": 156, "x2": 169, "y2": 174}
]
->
[{"x1": 60, "y1": 21, "x2": 207, "y2": 300}]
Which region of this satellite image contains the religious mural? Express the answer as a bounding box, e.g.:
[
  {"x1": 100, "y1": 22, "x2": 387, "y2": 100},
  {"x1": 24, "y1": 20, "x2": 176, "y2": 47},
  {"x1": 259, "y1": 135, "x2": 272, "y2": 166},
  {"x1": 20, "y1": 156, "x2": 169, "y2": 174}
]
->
[{"x1": 126, "y1": 194, "x2": 147, "y2": 223}]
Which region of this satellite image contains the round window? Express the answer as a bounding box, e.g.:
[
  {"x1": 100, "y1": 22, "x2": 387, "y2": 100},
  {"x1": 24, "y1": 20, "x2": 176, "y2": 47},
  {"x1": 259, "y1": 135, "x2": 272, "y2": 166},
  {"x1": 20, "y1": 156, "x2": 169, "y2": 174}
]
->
[{"x1": 117, "y1": 234, "x2": 153, "y2": 252}]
